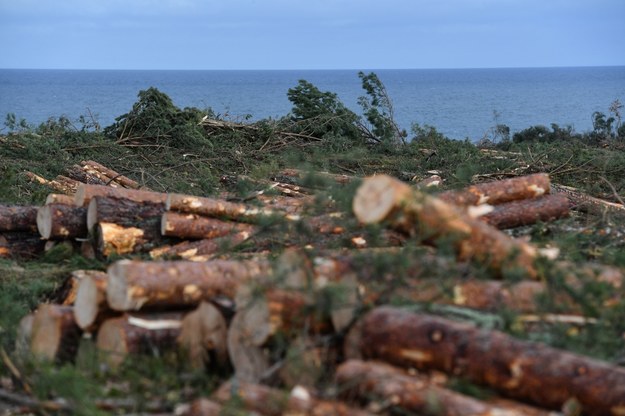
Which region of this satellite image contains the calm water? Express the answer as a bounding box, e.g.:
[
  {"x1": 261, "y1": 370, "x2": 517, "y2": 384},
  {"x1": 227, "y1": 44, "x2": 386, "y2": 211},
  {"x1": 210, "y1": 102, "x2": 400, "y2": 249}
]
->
[{"x1": 1, "y1": 67, "x2": 624, "y2": 141}]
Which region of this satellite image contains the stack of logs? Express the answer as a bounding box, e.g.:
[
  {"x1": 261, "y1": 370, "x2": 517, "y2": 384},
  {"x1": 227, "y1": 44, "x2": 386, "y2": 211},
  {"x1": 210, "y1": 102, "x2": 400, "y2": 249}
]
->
[{"x1": 6, "y1": 163, "x2": 625, "y2": 415}]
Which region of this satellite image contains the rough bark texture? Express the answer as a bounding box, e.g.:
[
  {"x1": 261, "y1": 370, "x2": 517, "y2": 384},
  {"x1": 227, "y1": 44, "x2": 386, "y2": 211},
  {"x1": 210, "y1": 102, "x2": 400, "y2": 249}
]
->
[
  {"x1": 36, "y1": 204, "x2": 88, "y2": 239},
  {"x1": 79, "y1": 160, "x2": 141, "y2": 189},
  {"x1": 337, "y1": 360, "x2": 552, "y2": 416},
  {"x1": 73, "y1": 271, "x2": 114, "y2": 332},
  {"x1": 0, "y1": 231, "x2": 46, "y2": 259},
  {"x1": 480, "y1": 194, "x2": 570, "y2": 229},
  {"x1": 177, "y1": 301, "x2": 228, "y2": 370},
  {"x1": 439, "y1": 173, "x2": 551, "y2": 207},
  {"x1": 167, "y1": 193, "x2": 287, "y2": 221},
  {"x1": 74, "y1": 183, "x2": 167, "y2": 207},
  {"x1": 353, "y1": 175, "x2": 538, "y2": 278},
  {"x1": 106, "y1": 259, "x2": 272, "y2": 311},
  {"x1": 351, "y1": 306, "x2": 625, "y2": 415},
  {"x1": 94, "y1": 221, "x2": 171, "y2": 257},
  {"x1": 24, "y1": 171, "x2": 79, "y2": 194},
  {"x1": 161, "y1": 212, "x2": 256, "y2": 239},
  {"x1": 212, "y1": 381, "x2": 373, "y2": 416},
  {"x1": 149, "y1": 231, "x2": 253, "y2": 260},
  {"x1": 87, "y1": 196, "x2": 165, "y2": 231},
  {"x1": 96, "y1": 313, "x2": 184, "y2": 369},
  {"x1": 0, "y1": 204, "x2": 39, "y2": 232},
  {"x1": 45, "y1": 193, "x2": 75, "y2": 205},
  {"x1": 30, "y1": 304, "x2": 81, "y2": 362},
  {"x1": 60, "y1": 269, "x2": 108, "y2": 306}
]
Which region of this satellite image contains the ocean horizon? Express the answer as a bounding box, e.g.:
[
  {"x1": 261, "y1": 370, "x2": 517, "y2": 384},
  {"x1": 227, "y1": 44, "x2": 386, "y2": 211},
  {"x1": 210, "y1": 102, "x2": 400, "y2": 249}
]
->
[{"x1": 1, "y1": 66, "x2": 624, "y2": 141}]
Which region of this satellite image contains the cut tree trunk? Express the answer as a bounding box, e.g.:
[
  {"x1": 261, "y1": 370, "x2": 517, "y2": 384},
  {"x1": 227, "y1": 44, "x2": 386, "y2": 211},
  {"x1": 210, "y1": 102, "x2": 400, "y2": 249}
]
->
[
  {"x1": 439, "y1": 173, "x2": 551, "y2": 206},
  {"x1": 167, "y1": 193, "x2": 289, "y2": 222},
  {"x1": 106, "y1": 259, "x2": 272, "y2": 311},
  {"x1": 352, "y1": 174, "x2": 538, "y2": 278},
  {"x1": 94, "y1": 221, "x2": 172, "y2": 257},
  {"x1": 24, "y1": 171, "x2": 78, "y2": 195},
  {"x1": 36, "y1": 204, "x2": 88, "y2": 239},
  {"x1": 73, "y1": 271, "x2": 115, "y2": 332},
  {"x1": 86, "y1": 195, "x2": 165, "y2": 231},
  {"x1": 348, "y1": 306, "x2": 625, "y2": 415},
  {"x1": 74, "y1": 183, "x2": 167, "y2": 207},
  {"x1": 65, "y1": 164, "x2": 111, "y2": 186},
  {"x1": 180, "y1": 398, "x2": 224, "y2": 416},
  {"x1": 0, "y1": 204, "x2": 38, "y2": 232},
  {"x1": 30, "y1": 304, "x2": 81, "y2": 362},
  {"x1": 212, "y1": 381, "x2": 373, "y2": 416},
  {"x1": 60, "y1": 269, "x2": 108, "y2": 306},
  {"x1": 336, "y1": 360, "x2": 552, "y2": 416},
  {"x1": 15, "y1": 313, "x2": 34, "y2": 357},
  {"x1": 177, "y1": 301, "x2": 228, "y2": 370},
  {"x1": 96, "y1": 312, "x2": 184, "y2": 369},
  {"x1": 479, "y1": 194, "x2": 570, "y2": 229},
  {"x1": 45, "y1": 194, "x2": 75, "y2": 205},
  {"x1": 79, "y1": 160, "x2": 141, "y2": 189},
  {"x1": 0, "y1": 232, "x2": 46, "y2": 259},
  {"x1": 271, "y1": 168, "x2": 355, "y2": 186},
  {"x1": 150, "y1": 231, "x2": 254, "y2": 260},
  {"x1": 161, "y1": 212, "x2": 256, "y2": 239}
]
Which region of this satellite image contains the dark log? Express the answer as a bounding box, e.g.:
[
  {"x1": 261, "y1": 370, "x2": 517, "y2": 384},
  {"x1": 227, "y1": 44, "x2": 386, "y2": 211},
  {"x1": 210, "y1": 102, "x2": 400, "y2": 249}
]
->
[
  {"x1": 212, "y1": 381, "x2": 373, "y2": 416},
  {"x1": 96, "y1": 313, "x2": 183, "y2": 369},
  {"x1": 30, "y1": 304, "x2": 81, "y2": 362},
  {"x1": 350, "y1": 306, "x2": 625, "y2": 415},
  {"x1": 177, "y1": 301, "x2": 228, "y2": 370},
  {"x1": 0, "y1": 204, "x2": 38, "y2": 232},
  {"x1": 439, "y1": 173, "x2": 551, "y2": 206},
  {"x1": 74, "y1": 183, "x2": 167, "y2": 207},
  {"x1": 337, "y1": 360, "x2": 552, "y2": 416},
  {"x1": 106, "y1": 259, "x2": 271, "y2": 311},
  {"x1": 149, "y1": 230, "x2": 254, "y2": 260},
  {"x1": 479, "y1": 194, "x2": 570, "y2": 229},
  {"x1": 0, "y1": 231, "x2": 46, "y2": 259},
  {"x1": 36, "y1": 203, "x2": 88, "y2": 239},
  {"x1": 161, "y1": 211, "x2": 256, "y2": 239},
  {"x1": 86, "y1": 195, "x2": 165, "y2": 231},
  {"x1": 353, "y1": 174, "x2": 538, "y2": 278},
  {"x1": 65, "y1": 164, "x2": 110, "y2": 186},
  {"x1": 73, "y1": 271, "x2": 115, "y2": 332}
]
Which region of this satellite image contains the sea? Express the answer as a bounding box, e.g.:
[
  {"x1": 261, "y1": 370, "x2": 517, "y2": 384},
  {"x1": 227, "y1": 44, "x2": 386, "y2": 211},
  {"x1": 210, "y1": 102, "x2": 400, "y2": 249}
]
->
[{"x1": 1, "y1": 66, "x2": 624, "y2": 141}]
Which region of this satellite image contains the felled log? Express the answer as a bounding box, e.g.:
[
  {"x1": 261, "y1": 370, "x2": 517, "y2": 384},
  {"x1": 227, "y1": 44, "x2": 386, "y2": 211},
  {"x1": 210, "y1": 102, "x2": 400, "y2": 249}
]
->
[
  {"x1": 439, "y1": 173, "x2": 550, "y2": 206},
  {"x1": 348, "y1": 306, "x2": 625, "y2": 415},
  {"x1": 24, "y1": 171, "x2": 78, "y2": 194},
  {"x1": 60, "y1": 269, "x2": 108, "y2": 306},
  {"x1": 477, "y1": 194, "x2": 570, "y2": 229},
  {"x1": 337, "y1": 360, "x2": 552, "y2": 416},
  {"x1": 180, "y1": 398, "x2": 224, "y2": 416},
  {"x1": 80, "y1": 160, "x2": 141, "y2": 189},
  {"x1": 161, "y1": 212, "x2": 256, "y2": 240},
  {"x1": 73, "y1": 271, "x2": 115, "y2": 332},
  {"x1": 167, "y1": 193, "x2": 290, "y2": 222},
  {"x1": 15, "y1": 313, "x2": 34, "y2": 356},
  {"x1": 74, "y1": 183, "x2": 167, "y2": 207},
  {"x1": 45, "y1": 193, "x2": 75, "y2": 205},
  {"x1": 106, "y1": 259, "x2": 271, "y2": 311},
  {"x1": 353, "y1": 175, "x2": 538, "y2": 278},
  {"x1": 0, "y1": 232, "x2": 46, "y2": 259},
  {"x1": 30, "y1": 304, "x2": 81, "y2": 362},
  {"x1": 86, "y1": 196, "x2": 165, "y2": 231},
  {"x1": 177, "y1": 301, "x2": 228, "y2": 370},
  {"x1": 96, "y1": 313, "x2": 183, "y2": 368},
  {"x1": 65, "y1": 164, "x2": 111, "y2": 186},
  {"x1": 94, "y1": 221, "x2": 172, "y2": 257},
  {"x1": 149, "y1": 231, "x2": 254, "y2": 260},
  {"x1": 0, "y1": 204, "x2": 38, "y2": 232},
  {"x1": 212, "y1": 381, "x2": 373, "y2": 416},
  {"x1": 272, "y1": 168, "x2": 355, "y2": 186},
  {"x1": 36, "y1": 203, "x2": 88, "y2": 239}
]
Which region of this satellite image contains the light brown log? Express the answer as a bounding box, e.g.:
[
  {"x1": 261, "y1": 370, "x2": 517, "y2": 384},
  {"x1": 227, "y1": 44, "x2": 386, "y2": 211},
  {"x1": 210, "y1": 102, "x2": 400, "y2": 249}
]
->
[
  {"x1": 180, "y1": 398, "x2": 224, "y2": 416},
  {"x1": 350, "y1": 306, "x2": 625, "y2": 415},
  {"x1": 106, "y1": 259, "x2": 271, "y2": 311},
  {"x1": 226, "y1": 306, "x2": 271, "y2": 382},
  {"x1": 150, "y1": 230, "x2": 254, "y2": 260},
  {"x1": 161, "y1": 212, "x2": 256, "y2": 239},
  {"x1": 0, "y1": 204, "x2": 38, "y2": 232},
  {"x1": 80, "y1": 160, "x2": 141, "y2": 189},
  {"x1": 24, "y1": 171, "x2": 76, "y2": 194},
  {"x1": 36, "y1": 203, "x2": 88, "y2": 239},
  {"x1": 439, "y1": 173, "x2": 551, "y2": 206},
  {"x1": 30, "y1": 304, "x2": 81, "y2": 362},
  {"x1": 94, "y1": 222, "x2": 172, "y2": 257},
  {"x1": 479, "y1": 194, "x2": 570, "y2": 229},
  {"x1": 15, "y1": 313, "x2": 34, "y2": 356},
  {"x1": 272, "y1": 168, "x2": 355, "y2": 186},
  {"x1": 73, "y1": 271, "x2": 115, "y2": 332},
  {"x1": 166, "y1": 193, "x2": 290, "y2": 222},
  {"x1": 177, "y1": 301, "x2": 228, "y2": 370},
  {"x1": 87, "y1": 195, "x2": 165, "y2": 231},
  {"x1": 337, "y1": 360, "x2": 552, "y2": 416},
  {"x1": 45, "y1": 193, "x2": 75, "y2": 205},
  {"x1": 74, "y1": 183, "x2": 167, "y2": 207},
  {"x1": 65, "y1": 164, "x2": 111, "y2": 186},
  {"x1": 353, "y1": 175, "x2": 538, "y2": 278},
  {"x1": 0, "y1": 232, "x2": 46, "y2": 259},
  {"x1": 212, "y1": 381, "x2": 373, "y2": 416},
  {"x1": 60, "y1": 269, "x2": 108, "y2": 306},
  {"x1": 96, "y1": 313, "x2": 183, "y2": 369}
]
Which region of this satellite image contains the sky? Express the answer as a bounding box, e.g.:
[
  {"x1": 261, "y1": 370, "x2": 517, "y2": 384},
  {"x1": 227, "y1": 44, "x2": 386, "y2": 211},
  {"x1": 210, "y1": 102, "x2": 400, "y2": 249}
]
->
[{"x1": 1, "y1": 0, "x2": 624, "y2": 70}]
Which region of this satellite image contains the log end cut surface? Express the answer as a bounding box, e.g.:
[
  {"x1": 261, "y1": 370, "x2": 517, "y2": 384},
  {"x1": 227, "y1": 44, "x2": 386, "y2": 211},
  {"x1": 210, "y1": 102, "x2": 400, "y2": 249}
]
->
[
  {"x1": 36, "y1": 205, "x2": 53, "y2": 239},
  {"x1": 353, "y1": 175, "x2": 411, "y2": 224},
  {"x1": 106, "y1": 260, "x2": 132, "y2": 311}
]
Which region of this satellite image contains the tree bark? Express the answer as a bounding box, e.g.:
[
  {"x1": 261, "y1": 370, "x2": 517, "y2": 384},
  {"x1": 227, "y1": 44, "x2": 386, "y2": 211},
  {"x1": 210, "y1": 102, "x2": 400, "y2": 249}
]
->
[
  {"x1": 74, "y1": 183, "x2": 167, "y2": 207},
  {"x1": 0, "y1": 204, "x2": 39, "y2": 232},
  {"x1": 350, "y1": 306, "x2": 625, "y2": 415},
  {"x1": 479, "y1": 194, "x2": 570, "y2": 229},
  {"x1": 0, "y1": 232, "x2": 46, "y2": 259},
  {"x1": 79, "y1": 160, "x2": 142, "y2": 190},
  {"x1": 30, "y1": 304, "x2": 81, "y2": 362},
  {"x1": 106, "y1": 259, "x2": 271, "y2": 311},
  {"x1": 45, "y1": 193, "x2": 75, "y2": 205},
  {"x1": 60, "y1": 269, "x2": 108, "y2": 306},
  {"x1": 167, "y1": 193, "x2": 287, "y2": 222},
  {"x1": 212, "y1": 381, "x2": 373, "y2": 416},
  {"x1": 353, "y1": 175, "x2": 538, "y2": 278},
  {"x1": 336, "y1": 359, "x2": 552, "y2": 416},
  {"x1": 96, "y1": 312, "x2": 183, "y2": 369},
  {"x1": 73, "y1": 271, "x2": 115, "y2": 332},
  {"x1": 161, "y1": 212, "x2": 256, "y2": 239},
  {"x1": 36, "y1": 203, "x2": 88, "y2": 239},
  {"x1": 149, "y1": 231, "x2": 254, "y2": 260},
  {"x1": 272, "y1": 168, "x2": 355, "y2": 186},
  {"x1": 439, "y1": 173, "x2": 551, "y2": 206},
  {"x1": 177, "y1": 301, "x2": 229, "y2": 370},
  {"x1": 86, "y1": 195, "x2": 165, "y2": 232}
]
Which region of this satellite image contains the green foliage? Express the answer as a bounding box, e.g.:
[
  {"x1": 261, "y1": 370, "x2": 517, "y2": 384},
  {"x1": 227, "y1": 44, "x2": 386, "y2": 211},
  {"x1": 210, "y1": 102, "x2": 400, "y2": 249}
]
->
[{"x1": 512, "y1": 123, "x2": 581, "y2": 143}]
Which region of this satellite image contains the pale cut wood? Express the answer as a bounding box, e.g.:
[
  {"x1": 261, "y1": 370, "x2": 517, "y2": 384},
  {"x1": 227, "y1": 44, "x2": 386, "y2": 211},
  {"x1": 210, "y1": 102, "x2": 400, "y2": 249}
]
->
[
  {"x1": 167, "y1": 193, "x2": 291, "y2": 221},
  {"x1": 87, "y1": 195, "x2": 165, "y2": 231},
  {"x1": 30, "y1": 304, "x2": 81, "y2": 362},
  {"x1": 353, "y1": 175, "x2": 538, "y2": 278},
  {"x1": 61, "y1": 269, "x2": 108, "y2": 306},
  {"x1": 94, "y1": 221, "x2": 171, "y2": 257},
  {"x1": 15, "y1": 313, "x2": 34, "y2": 356},
  {"x1": 0, "y1": 204, "x2": 38, "y2": 232},
  {"x1": 45, "y1": 193, "x2": 75, "y2": 205},
  {"x1": 106, "y1": 259, "x2": 272, "y2": 311},
  {"x1": 226, "y1": 306, "x2": 270, "y2": 382},
  {"x1": 80, "y1": 160, "x2": 141, "y2": 189},
  {"x1": 161, "y1": 211, "x2": 256, "y2": 239},
  {"x1": 177, "y1": 301, "x2": 228, "y2": 370},
  {"x1": 74, "y1": 183, "x2": 167, "y2": 207},
  {"x1": 73, "y1": 271, "x2": 113, "y2": 332},
  {"x1": 36, "y1": 203, "x2": 88, "y2": 239}
]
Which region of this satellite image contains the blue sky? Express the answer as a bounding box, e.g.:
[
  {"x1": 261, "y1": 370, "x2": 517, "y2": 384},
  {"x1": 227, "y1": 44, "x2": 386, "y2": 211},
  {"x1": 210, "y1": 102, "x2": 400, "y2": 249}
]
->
[{"x1": 1, "y1": 0, "x2": 624, "y2": 70}]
